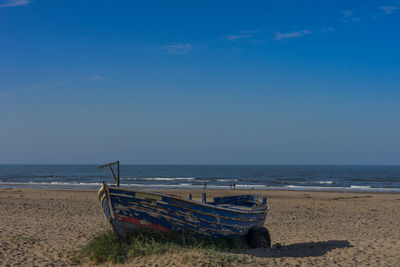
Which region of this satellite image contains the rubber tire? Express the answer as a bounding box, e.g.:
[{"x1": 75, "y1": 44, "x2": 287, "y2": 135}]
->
[{"x1": 246, "y1": 226, "x2": 271, "y2": 248}]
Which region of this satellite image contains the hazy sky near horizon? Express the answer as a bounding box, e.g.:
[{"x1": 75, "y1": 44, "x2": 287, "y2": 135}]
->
[{"x1": 1, "y1": 0, "x2": 400, "y2": 164}]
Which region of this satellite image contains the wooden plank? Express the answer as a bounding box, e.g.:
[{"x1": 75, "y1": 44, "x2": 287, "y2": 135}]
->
[{"x1": 135, "y1": 192, "x2": 162, "y2": 201}]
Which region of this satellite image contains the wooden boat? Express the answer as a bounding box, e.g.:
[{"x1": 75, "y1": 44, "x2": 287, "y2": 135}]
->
[{"x1": 97, "y1": 161, "x2": 271, "y2": 248}]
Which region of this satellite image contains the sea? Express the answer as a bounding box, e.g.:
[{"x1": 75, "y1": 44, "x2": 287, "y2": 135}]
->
[{"x1": 0, "y1": 165, "x2": 399, "y2": 193}]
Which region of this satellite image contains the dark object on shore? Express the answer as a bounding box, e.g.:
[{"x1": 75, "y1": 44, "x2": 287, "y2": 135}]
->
[
  {"x1": 98, "y1": 161, "x2": 271, "y2": 248},
  {"x1": 245, "y1": 226, "x2": 272, "y2": 248}
]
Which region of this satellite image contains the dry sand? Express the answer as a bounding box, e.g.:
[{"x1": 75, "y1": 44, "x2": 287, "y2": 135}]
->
[{"x1": 0, "y1": 188, "x2": 400, "y2": 266}]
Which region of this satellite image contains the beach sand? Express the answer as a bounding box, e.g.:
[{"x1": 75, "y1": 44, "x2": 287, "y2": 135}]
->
[{"x1": 1, "y1": 188, "x2": 399, "y2": 266}]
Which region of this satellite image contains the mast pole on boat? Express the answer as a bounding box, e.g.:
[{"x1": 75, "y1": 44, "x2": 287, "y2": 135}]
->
[
  {"x1": 116, "y1": 161, "x2": 120, "y2": 187},
  {"x1": 99, "y1": 160, "x2": 120, "y2": 187}
]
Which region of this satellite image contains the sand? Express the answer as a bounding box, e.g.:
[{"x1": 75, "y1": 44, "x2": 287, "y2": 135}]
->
[{"x1": 0, "y1": 188, "x2": 400, "y2": 266}]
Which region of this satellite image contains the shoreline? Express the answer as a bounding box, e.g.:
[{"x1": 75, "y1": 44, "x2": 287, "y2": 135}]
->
[{"x1": 1, "y1": 182, "x2": 400, "y2": 194}]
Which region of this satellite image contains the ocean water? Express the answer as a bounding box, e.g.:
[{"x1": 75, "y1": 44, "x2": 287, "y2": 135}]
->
[{"x1": 0, "y1": 165, "x2": 400, "y2": 193}]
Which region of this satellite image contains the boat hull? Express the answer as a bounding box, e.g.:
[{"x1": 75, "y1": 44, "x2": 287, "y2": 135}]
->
[{"x1": 98, "y1": 183, "x2": 268, "y2": 238}]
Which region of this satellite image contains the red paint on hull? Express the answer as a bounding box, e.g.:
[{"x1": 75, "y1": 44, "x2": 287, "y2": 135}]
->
[{"x1": 117, "y1": 216, "x2": 170, "y2": 232}]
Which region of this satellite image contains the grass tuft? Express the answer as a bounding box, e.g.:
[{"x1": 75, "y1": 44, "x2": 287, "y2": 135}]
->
[{"x1": 71, "y1": 229, "x2": 248, "y2": 265}]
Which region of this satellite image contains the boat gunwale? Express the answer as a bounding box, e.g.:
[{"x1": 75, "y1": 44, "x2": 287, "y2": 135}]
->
[{"x1": 106, "y1": 184, "x2": 269, "y2": 215}]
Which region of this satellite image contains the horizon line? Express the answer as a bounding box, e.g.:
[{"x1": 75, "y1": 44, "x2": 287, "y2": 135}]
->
[{"x1": 0, "y1": 163, "x2": 399, "y2": 166}]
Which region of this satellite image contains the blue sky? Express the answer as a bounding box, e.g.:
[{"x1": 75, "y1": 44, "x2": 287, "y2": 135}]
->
[{"x1": 1, "y1": 0, "x2": 399, "y2": 164}]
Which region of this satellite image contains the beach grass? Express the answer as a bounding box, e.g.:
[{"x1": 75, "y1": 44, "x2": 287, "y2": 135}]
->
[{"x1": 71, "y1": 229, "x2": 249, "y2": 265}]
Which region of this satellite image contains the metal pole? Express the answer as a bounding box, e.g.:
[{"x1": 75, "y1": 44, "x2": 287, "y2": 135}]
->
[{"x1": 116, "y1": 161, "x2": 120, "y2": 187}]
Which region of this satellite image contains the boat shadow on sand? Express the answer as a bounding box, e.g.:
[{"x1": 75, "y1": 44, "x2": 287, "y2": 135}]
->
[{"x1": 240, "y1": 240, "x2": 352, "y2": 258}]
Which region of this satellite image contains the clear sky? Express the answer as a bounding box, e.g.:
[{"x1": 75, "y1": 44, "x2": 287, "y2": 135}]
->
[{"x1": 1, "y1": 0, "x2": 399, "y2": 164}]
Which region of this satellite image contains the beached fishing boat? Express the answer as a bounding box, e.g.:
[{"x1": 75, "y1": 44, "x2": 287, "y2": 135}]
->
[{"x1": 97, "y1": 161, "x2": 271, "y2": 248}]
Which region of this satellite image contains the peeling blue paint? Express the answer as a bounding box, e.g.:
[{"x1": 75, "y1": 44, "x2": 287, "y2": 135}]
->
[{"x1": 100, "y1": 184, "x2": 269, "y2": 238}]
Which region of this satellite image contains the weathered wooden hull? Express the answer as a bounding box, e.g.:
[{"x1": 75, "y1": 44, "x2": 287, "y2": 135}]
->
[{"x1": 98, "y1": 183, "x2": 268, "y2": 237}]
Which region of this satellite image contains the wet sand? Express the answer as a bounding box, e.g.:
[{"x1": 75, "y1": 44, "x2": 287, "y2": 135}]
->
[{"x1": 0, "y1": 188, "x2": 399, "y2": 266}]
